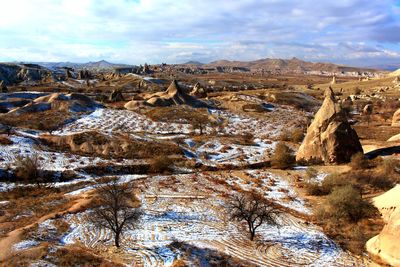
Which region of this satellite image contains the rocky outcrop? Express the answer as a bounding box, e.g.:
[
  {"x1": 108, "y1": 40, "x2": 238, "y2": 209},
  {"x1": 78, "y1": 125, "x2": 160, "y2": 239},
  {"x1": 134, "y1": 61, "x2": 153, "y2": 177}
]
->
[
  {"x1": 40, "y1": 131, "x2": 125, "y2": 156},
  {"x1": 331, "y1": 74, "x2": 336, "y2": 85},
  {"x1": 393, "y1": 76, "x2": 400, "y2": 85},
  {"x1": 78, "y1": 69, "x2": 91, "y2": 80},
  {"x1": 145, "y1": 80, "x2": 209, "y2": 108},
  {"x1": 391, "y1": 109, "x2": 400, "y2": 126},
  {"x1": 296, "y1": 88, "x2": 363, "y2": 164},
  {"x1": 190, "y1": 82, "x2": 207, "y2": 98},
  {"x1": 366, "y1": 185, "x2": 400, "y2": 266},
  {"x1": 363, "y1": 104, "x2": 373, "y2": 115},
  {"x1": 109, "y1": 89, "x2": 124, "y2": 102},
  {"x1": 0, "y1": 80, "x2": 7, "y2": 93},
  {"x1": 124, "y1": 80, "x2": 210, "y2": 110},
  {"x1": 0, "y1": 63, "x2": 51, "y2": 85},
  {"x1": 9, "y1": 93, "x2": 103, "y2": 114}
]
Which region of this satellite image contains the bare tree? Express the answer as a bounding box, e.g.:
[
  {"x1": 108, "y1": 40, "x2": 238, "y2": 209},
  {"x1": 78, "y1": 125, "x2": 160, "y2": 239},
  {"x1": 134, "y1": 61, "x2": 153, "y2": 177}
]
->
[
  {"x1": 228, "y1": 192, "x2": 280, "y2": 241},
  {"x1": 90, "y1": 178, "x2": 142, "y2": 248}
]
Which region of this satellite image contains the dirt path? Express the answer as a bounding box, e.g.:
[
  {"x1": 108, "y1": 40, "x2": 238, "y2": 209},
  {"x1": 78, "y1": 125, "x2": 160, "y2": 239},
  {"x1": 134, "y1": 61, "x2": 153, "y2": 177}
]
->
[{"x1": 0, "y1": 191, "x2": 93, "y2": 261}]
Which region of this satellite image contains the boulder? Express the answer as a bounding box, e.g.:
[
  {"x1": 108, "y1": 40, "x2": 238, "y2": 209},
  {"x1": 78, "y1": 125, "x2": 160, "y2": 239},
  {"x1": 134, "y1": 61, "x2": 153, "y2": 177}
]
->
[
  {"x1": 0, "y1": 80, "x2": 8, "y2": 93},
  {"x1": 190, "y1": 82, "x2": 207, "y2": 98},
  {"x1": 363, "y1": 104, "x2": 373, "y2": 115},
  {"x1": 296, "y1": 88, "x2": 363, "y2": 164},
  {"x1": 391, "y1": 109, "x2": 400, "y2": 126},
  {"x1": 109, "y1": 89, "x2": 124, "y2": 102},
  {"x1": 388, "y1": 133, "x2": 400, "y2": 142},
  {"x1": 366, "y1": 185, "x2": 400, "y2": 266},
  {"x1": 124, "y1": 100, "x2": 147, "y2": 111}
]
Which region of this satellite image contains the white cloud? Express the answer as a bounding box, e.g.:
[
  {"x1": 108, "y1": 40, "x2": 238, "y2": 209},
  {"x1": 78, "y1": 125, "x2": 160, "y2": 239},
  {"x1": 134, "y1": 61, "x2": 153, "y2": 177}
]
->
[{"x1": 0, "y1": 0, "x2": 399, "y2": 65}]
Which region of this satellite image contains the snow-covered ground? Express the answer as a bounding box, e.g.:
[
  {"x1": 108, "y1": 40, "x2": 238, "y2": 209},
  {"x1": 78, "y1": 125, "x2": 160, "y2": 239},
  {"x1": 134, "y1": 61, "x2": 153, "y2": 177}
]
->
[
  {"x1": 0, "y1": 106, "x2": 367, "y2": 266},
  {"x1": 183, "y1": 138, "x2": 276, "y2": 166},
  {"x1": 57, "y1": 186, "x2": 365, "y2": 267},
  {"x1": 54, "y1": 109, "x2": 192, "y2": 135}
]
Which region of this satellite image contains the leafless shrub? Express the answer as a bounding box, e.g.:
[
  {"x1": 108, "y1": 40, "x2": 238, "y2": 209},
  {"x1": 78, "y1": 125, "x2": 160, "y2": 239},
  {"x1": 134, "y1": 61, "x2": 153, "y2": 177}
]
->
[
  {"x1": 14, "y1": 154, "x2": 44, "y2": 187},
  {"x1": 350, "y1": 152, "x2": 369, "y2": 170}
]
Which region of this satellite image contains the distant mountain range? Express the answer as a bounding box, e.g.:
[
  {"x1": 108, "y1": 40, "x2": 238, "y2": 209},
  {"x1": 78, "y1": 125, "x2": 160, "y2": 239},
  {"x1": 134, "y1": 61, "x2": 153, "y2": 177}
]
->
[
  {"x1": 22, "y1": 58, "x2": 392, "y2": 74},
  {"x1": 182, "y1": 61, "x2": 204, "y2": 66},
  {"x1": 202, "y1": 57, "x2": 382, "y2": 73},
  {"x1": 31, "y1": 60, "x2": 132, "y2": 70},
  {"x1": 366, "y1": 64, "x2": 400, "y2": 71}
]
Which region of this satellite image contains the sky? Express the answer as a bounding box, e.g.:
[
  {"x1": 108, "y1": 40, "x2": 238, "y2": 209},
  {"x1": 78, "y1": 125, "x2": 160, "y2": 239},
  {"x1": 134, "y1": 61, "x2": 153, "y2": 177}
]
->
[{"x1": 0, "y1": 0, "x2": 400, "y2": 66}]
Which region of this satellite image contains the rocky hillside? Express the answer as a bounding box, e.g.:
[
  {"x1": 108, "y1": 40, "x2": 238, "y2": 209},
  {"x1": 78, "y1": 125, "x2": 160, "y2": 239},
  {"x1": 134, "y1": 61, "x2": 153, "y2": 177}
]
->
[
  {"x1": 0, "y1": 63, "x2": 52, "y2": 85},
  {"x1": 205, "y1": 57, "x2": 382, "y2": 76}
]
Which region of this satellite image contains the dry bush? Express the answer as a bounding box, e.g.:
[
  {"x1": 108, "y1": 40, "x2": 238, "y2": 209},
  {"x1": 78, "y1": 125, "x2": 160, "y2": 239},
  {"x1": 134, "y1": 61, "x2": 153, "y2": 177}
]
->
[
  {"x1": 172, "y1": 259, "x2": 188, "y2": 267},
  {"x1": 280, "y1": 128, "x2": 305, "y2": 143},
  {"x1": 1, "y1": 245, "x2": 49, "y2": 267},
  {"x1": 353, "y1": 171, "x2": 394, "y2": 190},
  {"x1": 14, "y1": 154, "x2": 44, "y2": 186},
  {"x1": 305, "y1": 167, "x2": 318, "y2": 180},
  {"x1": 305, "y1": 173, "x2": 348, "y2": 196},
  {"x1": 269, "y1": 92, "x2": 317, "y2": 111},
  {"x1": 0, "y1": 135, "x2": 12, "y2": 145},
  {"x1": 379, "y1": 158, "x2": 400, "y2": 177},
  {"x1": 316, "y1": 185, "x2": 375, "y2": 223},
  {"x1": 349, "y1": 152, "x2": 369, "y2": 170},
  {"x1": 0, "y1": 188, "x2": 69, "y2": 232},
  {"x1": 45, "y1": 131, "x2": 182, "y2": 160},
  {"x1": 291, "y1": 128, "x2": 305, "y2": 143},
  {"x1": 270, "y1": 142, "x2": 295, "y2": 169},
  {"x1": 51, "y1": 247, "x2": 123, "y2": 266},
  {"x1": 304, "y1": 182, "x2": 323, "y2": 196},
  {"x1": 352, "y1": 87, "x2": 362, "y2": 95},
  {"x1": 279, "y1": 128, "x2": 303, "y2": 143},
  {"x1": 0, "y1": 110, "x2": 67, "y2": 132},
  {"x1": 150, "y1": 155, "x2": 174, "y2": 174}
]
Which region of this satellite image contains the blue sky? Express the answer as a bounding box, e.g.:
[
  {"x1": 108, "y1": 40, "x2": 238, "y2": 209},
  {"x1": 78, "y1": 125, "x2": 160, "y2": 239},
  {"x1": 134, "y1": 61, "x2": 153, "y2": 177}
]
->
[{"x1": 0, "y1": 0, "x2": 399, "y2": 66}]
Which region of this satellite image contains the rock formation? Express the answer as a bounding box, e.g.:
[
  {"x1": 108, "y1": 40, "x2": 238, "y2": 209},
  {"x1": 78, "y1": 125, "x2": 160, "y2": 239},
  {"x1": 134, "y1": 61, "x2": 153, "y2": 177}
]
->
[
  {"x1": 363, "y1": 104, "x2": 373, "y2": 115},
  {"x1": 65, "y1": 69, "x2": 72, "y2": 79},
  {"x1": 78, "y1": 69, "x2": 91, "y2": 80},
  {"x1": 331, "y1": 74, "x2": 336, "y2": 85},
  {"x1": 124, "y1": 80, "x2": 210, "y2": 110},
  {"x1": 190, "y1": 82, "x2": 207, "y2": 98},
  {"x1": 9, "y1": 93, "x2": 103, "y2": 114},
  {"x1": 145, "y1": 80, "x2": 209, "y2": 108},
  {"x1": 0, "y1": 80, "x2": 7, "y2": 93},
  {"x1": 393, "y1": 76, "x2": 400, "y2": 87},
  {"x1": 296, "y1": 87, "x2": 363, "y2": 164},
  {"x1": 142, "y1": 63, "x2": 150, "y2": 74},
  {"x1": 391, "y1": 108, "x2": 400, "y2": 126},
  {"x1": 366, "y1": 185, "x2": 400, "y2": 266},
  {"x1": 109, "y1": 89, "x2": 124, "y2": 102},
  {"x1": 40, "y1": 131, "x2": 125, "y2": 156}
]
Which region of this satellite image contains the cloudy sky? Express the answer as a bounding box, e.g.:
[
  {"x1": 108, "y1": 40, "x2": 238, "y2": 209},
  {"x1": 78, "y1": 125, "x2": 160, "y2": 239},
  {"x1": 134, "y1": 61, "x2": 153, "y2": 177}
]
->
[{"x1": 0, "y1": 0, "x2": 399, "y2": 66}]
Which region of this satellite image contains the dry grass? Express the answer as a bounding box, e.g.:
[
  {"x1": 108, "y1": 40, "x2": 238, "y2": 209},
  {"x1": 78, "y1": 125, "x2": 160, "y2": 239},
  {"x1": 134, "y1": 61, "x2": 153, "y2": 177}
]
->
[
  {"x1": 0, "y1": 109, "x2": 70, "y2": 132},
  {"x1": 0, "y1": 135, "x2": 13, "y2": 145},
  {"x1": 0, "y1": 187, "x2": 69, "y2": 233},
  {"x1": 1, "y1": 245, "x2": 124, "y2": 267}
]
